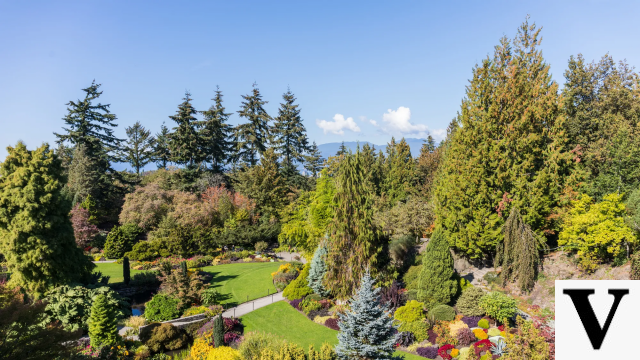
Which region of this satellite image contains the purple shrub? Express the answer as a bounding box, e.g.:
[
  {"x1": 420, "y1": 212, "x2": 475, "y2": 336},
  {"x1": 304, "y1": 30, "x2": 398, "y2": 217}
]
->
[
  {"x1": 325, "y1": 318, "x2": 340, "y2": 330},
  {"x1": 416, "y1": 346, "x2": 439, "y2": 359},
  {"x1": 224, "y1": 332, "x2": 240, "y2": 344},
  {"x1": 427, "y1": 329, "x2": 438, "y2": 344},
  {"x1": 289, "y1": 298, "x2": 303, "y2": 310},
  {"x1": 456, "y1": 327, "x2": 476, "y2": 346},
  {"x1": 224, "y1": 317, "x2": 240, "y2": 332},
  {"x1": 461, "y1": 316, "x2": 483, "y2": 328}
]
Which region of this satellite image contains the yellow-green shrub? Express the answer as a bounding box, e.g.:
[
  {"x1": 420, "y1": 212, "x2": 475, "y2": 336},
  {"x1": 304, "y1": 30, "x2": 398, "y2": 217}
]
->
[
  {"x1": 394, "y1": 300, "x2": 425, "y2": 324},
  {"x1": 473, "y1": 328, "x2": 488, "y2": 340},
  {"x1": 398, "y1": 321, "x2": 429, "y2": 342},
  {"x1": 487, "y1": 328, "x2": 501, "y2": 337},
  {"x1": 206, "y1": 346, "x2": 241, "y2": 360}
]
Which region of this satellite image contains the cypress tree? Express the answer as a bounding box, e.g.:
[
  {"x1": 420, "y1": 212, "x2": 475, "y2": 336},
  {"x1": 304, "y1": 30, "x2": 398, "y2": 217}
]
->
[
  {"x1": 123, "y1": 257, "x2": 130, "y2": 286},
  {"x1": 119, "y1": 121, "x2": 155, "y2": 175},
  {"x1": 198, "y1": 86, "x2": 233, "y2": 172},
  {"x1": 307, "y1": 244, "x2": 329, "y2": 297},
  {"x1": 272, "y1": 88, "x2": 309, "y2": 169},
  {"x1": 180, "y1": 260, "x2": 188, "y2": 276},
  {"x1": 496, "y1": 207, "x2": 541, "y2": 292},
  {"x1": 0, "y1": 142, "x2": 95, "y2": 298},
  {"x1": 154, "y1": 122, "x2": 171, "y2": 169},
  {"x1": 234, "y1": 83, "x2": 271, "y2": 166},
  {"x1": 213, "y1": 314, "x2": 224, "y2": 347},
  {"x1": 417, "y1": 228, "x2": 456, "y2": 309},
  {"x1": 169, "y1": 91, "x2": 202, "y2": 167},
  {"x1": 88, "y1": 294, "x2": 118, "y2": 347},
  {"x1": 335, "y1": 269, "x2": 396, "y2": 360},
  {"x1": 304, "y1": 141, "x2": 324, "y2": 178}
]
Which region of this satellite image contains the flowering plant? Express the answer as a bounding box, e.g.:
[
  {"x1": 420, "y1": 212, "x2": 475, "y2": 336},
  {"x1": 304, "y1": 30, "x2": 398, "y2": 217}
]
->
[
  {"x1": 474, "y1": 339, "x2": 492, "y2": 357},
  {"x1": 438, "y1": 344, "x2": 456, "y2": 360}
]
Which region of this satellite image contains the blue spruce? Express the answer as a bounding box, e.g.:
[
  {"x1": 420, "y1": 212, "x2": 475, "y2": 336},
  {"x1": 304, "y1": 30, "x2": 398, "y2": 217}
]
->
[
  {"x1": 307, "y1": 244, "x2": 329, "y2": 297},
  {"x1": 336, "y1": 269, "x2": 397, "y2": 360}
]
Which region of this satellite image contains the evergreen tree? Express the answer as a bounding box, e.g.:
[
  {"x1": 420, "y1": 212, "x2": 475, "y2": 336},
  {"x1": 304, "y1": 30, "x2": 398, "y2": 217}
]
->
[
  {"x1": 273, "y1": 89, "x2": 309, "y2": 168},
  {"x1": 198, "y1": 87, "x2": 233, "y2": 172},
  {"x1": 0, "y1": 142, "x2": 94, "y2": 298},
  {"x1": 416, "y1": 135, "x2": 442, "y2": 197},
  {"x1": 119, "y1": 121, "x2": 155, "y2": 175},
  {"x1": 234, "y1": 83, "x2": 271, "y2": 166},
  {"x1": 417, "y1": 228, "x2": 456, "y2": 309},
  {"x1": 67, "y1": 144, "x2": 101, "y2": 205},
  {"x1": 336, "y1": 141, "x2": 348, "y2": 156},
  {"x1": 88, "y1": 294, "x2": 118, "y2": 347},
  {"x1": 382, "y1": 138, "x2": 415, "y2": 205},
  {"x1": 169, "y1": 91, "x2": 202, "y2": 167},
  {"x1": 154, "y1": 122, "x2": 172, "y2": 169},
  {"x1": 123, "y1": 257, "x2": 130, "y2": 285},
  {"x1": 325, "y1": 151, "x2": 388, "y2": 298},
  {"x1": 304, "y1": 141, "x2": 324, "y2": 178},
  {"x1": 213, "y1": 314, "x2": 224, "y2": 347},
  {"x1": 360, "y1": 143, "x2": 382, "y2": 195},
  {"x1": 335, "y1": 269, "x2": 397, "y2": 360},
  {"x1": 495, "y1": 207, "x2": 540, "y2": 292},
  {"x1": 307, "y1": 244, "x2": 329, "y2": 297}
]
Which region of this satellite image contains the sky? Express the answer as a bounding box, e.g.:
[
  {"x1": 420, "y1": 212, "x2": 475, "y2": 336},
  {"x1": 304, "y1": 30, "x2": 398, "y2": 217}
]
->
[{"x1": 1, "y1": 0, "x2": 639, "y2": 164}]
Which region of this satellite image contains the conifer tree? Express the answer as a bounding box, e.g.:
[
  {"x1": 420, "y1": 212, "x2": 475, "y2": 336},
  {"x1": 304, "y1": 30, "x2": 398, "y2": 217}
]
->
[
  {"x1": 336, "y1": 142, "x2": 348, "y2": 156},
  {"x1": 416, "y1": 135, "x2": 442, "y2": 197},
  {"x1": 213, "y1": 314, "x2": 224, "y2": 347},
  {"x1": 88, "y1": 294, "x2": 118, "y2": 347},
  {"x1": 304, "y1": 141, "x2": 324, "y2": 178},
  {"x1": 0, "y1": 143, "x2": 94, "y2": 298},
  {"x1": 198, "y1": 87, "x2": 233, "y2": 172},
  {"x1": 123, "y1": 257, "x2": 130, "y2": 285},
  {"x1": 273, "y1": 89, "x2": 309, "y2": 168},
  {"x1": 67, "y1": 144, "x2": 101, "y2": 205},
  {"x1": 495, "y1": 207, "x2": 540, "y2": 292},
  {"x1": 335, "y1": 270, "x2": 396, "y2": 360},
  {"x1": 360, "y1": 143, "x2": 382, "y2": 195},
  {"x1": 119, "y1": 121, "x2": 155, "y2": 175},
  {"x1": 154, "y1": 122, "x2": 172, "y2": 169},
  {"x1": 417, "y1": 228, "x2": 456, "y2": 309},
  {"x1": 234, "y1": 83, "x2": 271, "y2": 166},
  {"x1": 169, "y1": 91, "x2": 202, "y2": 167},
  {"x1": 307, "y1": 244, "x2": 329, "y2": 297},
  {"x1": 382, "y1": 138, "x2": 415, "y2": 205}
]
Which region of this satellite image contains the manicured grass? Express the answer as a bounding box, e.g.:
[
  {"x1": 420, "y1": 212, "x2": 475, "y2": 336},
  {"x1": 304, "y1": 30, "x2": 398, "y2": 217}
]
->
[
  {"x1": 200, "y1": 261, "x2": 284, "y2": 306},
  {"x1": 240, "y1": 301, "x2": 424, "y2": 360},
  {"x1": 93, "y1": 262, "x2": 147, "y2": 284}
]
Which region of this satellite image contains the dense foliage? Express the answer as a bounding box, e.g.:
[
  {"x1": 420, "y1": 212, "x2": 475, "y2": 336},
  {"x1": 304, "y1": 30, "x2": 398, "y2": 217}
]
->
[{"x1": 417, "y1": 228, "x2": 456, "y2": 309}]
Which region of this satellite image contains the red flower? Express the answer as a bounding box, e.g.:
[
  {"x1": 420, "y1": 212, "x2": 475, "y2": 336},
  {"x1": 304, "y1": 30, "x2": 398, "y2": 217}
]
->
[
  {"x1": 498, "y1": 325, "x2": 505, "y2": 331},
  {"x1": 438, "y1": 344, "x2": 456, "y2": 360},
  {"x1": 474, "y1": 339, "x2": 492, "y2": 356}
]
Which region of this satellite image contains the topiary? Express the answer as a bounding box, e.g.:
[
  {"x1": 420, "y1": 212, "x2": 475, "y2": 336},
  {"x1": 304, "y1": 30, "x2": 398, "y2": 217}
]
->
[
  {"x1": 283, "y1": 263, "x2": 313, "y2": 300},
  {"x1": 428, "y1": 304, "x2": 456, "y2": 322},
  {"x1": 478, "y1": 292, "x2": 517, "y2": 324},
  {"x1": 144, "y1": 294, "x2": 181, "y2": 322},
  {"x1": 394, "y1": 300, "x2": 425, "y2": 324},
  {"x1": 477, "y1": 318, "x2": 489, "y2": 329},
  {"x1": 88, "y1": 294, "x2": 119, "y2": 347},
  {"x1": 104, "y1": 223, "x2": 142, "y2": 259},
  {"x1": 139, "y1": 323, "x2": 188, "y2": 353},
  {"x1": 456, "y1": 287, "x2": 486, "y2": 317}
]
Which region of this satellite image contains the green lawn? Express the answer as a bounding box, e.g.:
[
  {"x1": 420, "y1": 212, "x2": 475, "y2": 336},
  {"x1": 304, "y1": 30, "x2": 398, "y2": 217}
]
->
[
  {"x1": 200, "y1": 262, "x2": 284, "y2": 306},
  {"x1": 240, "y1": 301, "x2": 424, "y2": 360},
  {"x1": 93, "y1": 262, "x2": 147, "y2": 284}
]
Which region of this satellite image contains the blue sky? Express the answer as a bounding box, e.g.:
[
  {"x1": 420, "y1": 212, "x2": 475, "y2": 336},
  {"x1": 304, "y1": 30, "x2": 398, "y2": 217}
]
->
[{"x1": 1, "y1": 0, "x2": 639, "y2": 164}]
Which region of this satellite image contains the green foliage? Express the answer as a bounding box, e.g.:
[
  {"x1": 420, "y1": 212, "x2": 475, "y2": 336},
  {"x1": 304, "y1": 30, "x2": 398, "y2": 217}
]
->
[
  {"x1": 300, "y1": 298, "x2": 323, "y2": 314},
  {"x1": 479, "y1": 292, "x2": 517, "y2": 323},
  {"x1": 477, "y1": 319, "x2": 489, "y2": 329},
  {"x1": 428, "y1": 304, "x2": 456, "y2": 322},
  {"x1": 397, "y1": 321, "x2": 429, "y2": 343},
  {"x1": 119, "y1": 121, "x2": 155, "y2": 175},
  {"x1": 0, "y1": 142, "x2": 94, "y2": 297},
  {"x1": 394, "y1": 300, "x2": 424, "y2": 324},
  {"x1": 88, "y1": 294, "x2": 119, "y2": 347},
  {"x1": 235, "y1": 83, "x2": 271, "y2": 166},
  {"x1": 272, "y1": 89, "x2": 309, "y2": 169},
  {"x1": 123, "y1": 257, "x2": 130, "y2": 285},
  {"x1": 304, "y1": 141, "x2": 325, "y2": 178},
  {"x1": 144, "y1": 294, "x2": 181, "y2": 322},
  {"x1": 456, "y1": 287, "x2": 486, "y2": 317},
  {"x1": 139, "y1": 323, "x2": 189, "y2": 354},
  {"x1": 168, "y1": 91, "x2": 203, "y2": 167},
  {"x1": 502, "y1": 317, "x2": 549, "y2": 360},
  {"x1": 307, "y1": 245, "x2": 329, "y2": 297},
  {"x1": 374, "y1": 199, "x2": 434, "y2": 243},
  {"x1": 631, "y1": 252, "x2": 640, "y2": 280},
  {"x1": 381, "y1": 138, "x2": 417, "y2": 206},
  {"x1": 153, "y1": 123, "x2": 172, "y2": 169},
  {"x1": 417, "y1": 228, "x2": 456, "y2": 309},
  {"x1": 255, "y1": 241, "x2": 269, "y2": 253},
  {"x1": 159, "y1": 267, "x2": 204, "y2": 311},
  {"x1": 104, "y1": 223, "x2": 143, "y2": 259},
  {"x1": 238, "y1": 331, "x2": 287, "y2": 360},
  {"x1": 283, "y1": 263, "x2": 314, "y2": 300},
  {"x1": 213, "y1": 314, "x2": 224, "y2": 347},
  {"x1": 198, "y1": 87, "x2": 233, "y2": 172},
  {"x1": 202, "y1": 286, "x2": 221, "y2": 306},
  {"x1": 402, "y1": 264, "x2": 422, "y2": 291},
  {"x1": 559, "y1": 193, "x2": 636, "y2": 271}
]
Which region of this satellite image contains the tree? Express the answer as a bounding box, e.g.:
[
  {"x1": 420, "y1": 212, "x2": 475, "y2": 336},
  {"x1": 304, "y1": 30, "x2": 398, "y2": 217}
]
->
[
  {"x1": 123, "y1": 256, "x2": 130, "y2": 285},
  {"x1": 213, "y1": 314, "x2": 224, "y2": 347},
  {"x1": 104, "y1": 223, "x2": 143, "y2": 259},
  {"x1": 335, "y1": 270, "x2": 397, "y2": 360},
  {"x1": 495, "y1": 207, "x2": 541, "y2": 292},
  {"x1": 88, "y1": 294, "x2": 119, "y2": 347},
  {"x1": 119, "y1": 121, "x2": 155, "y2": 175},
  {"x1": 417, "y1": 228, "x2": 456, "y2": 309},
  {"x1": 307, "y1": 244, "x2": 329, "y2": 297},
  {"x1": 70, "y1": 203, "x2": 100, "y2": 248},
  {"x1": 273, "y1": 89, "x2": 309, "y2": 168},
  {"x1": 67, "y1": 144, "x2": 101, "y2": 205},
  {"x1": 154, "y1": 122, "x2": 172, "y2": 169},
  {"x1": 0, "y1": 142, "x2": 94, "y2": 298},
  {"x1": 382, "y1": 138, "x2": 416, "y2": 205},
  {"x1": 336, "y1": 142, "x2": 348, "y2": 156},
  {"x1": 325, "y1": 151, "x2": 389, "y2": 298},
  {"x1": 199, "y1": 87, "x2": 233, "y2": 172},
  {"x1": 416, "y1": 135, "x2": 442, "y2": 197},
  {"x1": 304, "y1": 141, "x2": 324, "y2": 178},
  {"x1": 169, "y1": 91, "x2": 202, "y2": 167},
  {"x1": 234, "y1": 83, "x2": 271, "y2": 166}
]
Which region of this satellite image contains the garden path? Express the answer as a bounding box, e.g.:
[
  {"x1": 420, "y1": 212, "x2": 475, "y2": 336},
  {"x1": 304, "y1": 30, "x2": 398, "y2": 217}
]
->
[{"x1": 275, "y1": 251, "x2": 306, "y2": 263}]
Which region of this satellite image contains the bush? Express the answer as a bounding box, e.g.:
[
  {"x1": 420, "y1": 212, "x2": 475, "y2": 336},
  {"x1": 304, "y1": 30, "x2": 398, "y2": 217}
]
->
[
  {"x1": 631, "y1": 252, "x2": 640, "y2": 280},
  {"x1": 479, "y1": 292, "x2": 517, "y2": 323},
  {"x1": 238, "y1": 331, "x2": 286, "y2": 360},
  {"x1": 487, "y1": 328, "x2": 501, "y2": 337},
  {"x1": 88, "y1": 294, "x2": 119, "y2": 347},
  {"x1": 428, "y1": 304, "x2": 456, "y2": 322},
  {"x1": 473, "y1": 328, "x2": 489, "y2": 340},
  {"x1": 456, "y1": 287, "x2": 485, "y2": 317},
  {"x1": 289, "y1": 298, "x2": 303, "y2": 311},
  {"x1": 130, "y1": 271, "x2": 161, "y2": 287},
  {"x1": 139, "y1": 323, "x2": 188, "y2": 353},
  {"x1": 282, "y1": 263, "x2": 314, "y2": 300},
  {"x1": 202, "y1": 286, "x2": 221, "y2": 306},
  {"x1": 207, "y1": 346, "x2": 242, "y2": 360},
  {"x1": 300, "y1": 298, "x2": 322, "y2": 315},
  {"x1": 394, "y1": 300, "x2": 424, "y2": 324},
  {"x1": 182, "y1": 306, "x2": 209, "y2": 317},
  {"x1": 448, "y1": 320, "x2": 469, "y2": 337},
  {"x1": 416, "y1": 346, "x2": 439, "y2": 359},
  {"x1": 124, "y1": 315, "x2": 147, "y2": 332},
  {"x1": 478, "y1": 318, "x2": 489, "y2": 329},
  {"x1": 255, "y1": 241, "x2": 269, "y2": 253},
  {"x1": 324, "y1": 318, "x2": 340, "y2": 331},
  {"x1": 104, "y1": 224, "x2": 143, "y2": 259},
  {"x1": 456, "y1": 327, "x2": 476, "y2": 346},
  {"x1": 461, "y1": 316, "x2": 483, "y2": 328},
  {"x1": 398, "y1": 321, "x2": 429, "y2": 343},
  {"x1": 397, "y1": 331, "x2": 415, "y2": 347},
  {"x1": 144, "y1": 294, "x2": 181, "y2": 322}
]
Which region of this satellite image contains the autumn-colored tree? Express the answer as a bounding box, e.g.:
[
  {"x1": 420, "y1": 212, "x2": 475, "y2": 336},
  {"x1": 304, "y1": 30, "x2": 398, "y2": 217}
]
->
[{"x1": 70, "y1": 204, "x2": 100, "y2": 247}]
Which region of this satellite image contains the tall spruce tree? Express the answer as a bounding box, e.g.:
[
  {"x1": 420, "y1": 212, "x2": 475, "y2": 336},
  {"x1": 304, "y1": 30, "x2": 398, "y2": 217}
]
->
[
  {"x1": 234, "y1": 83, "x2": 271, "y2": 166},
  {"x1": 382, "y1": 138, "x2": 415, "y2": 205},
  {"x1": 434, "y1": 19, "x2": 575, "y2": 258},
  {"x1": 153, "y1": 122, "x2": 171, "y2": 169},
  {"x1": 307, "y1": 244, "x2": 329, "y2": 297},
  {"x1": 88, "y1": 294, "x2": 118, "y2": 347},
  {"x1": 169, "y1": 91, "x2": 202, "y2": 167},
  {"x1": 304, "y1": 141, "x2": 324, "y2": 178},
  {"x1": 335, "y1": 269, "x2": 397, "y2": 360},
  {"x1": 417, "y1": 227, "x2": 456, "y2": 309},
  {"x1": 119, "y1": 121, "x2": 155, "y2": 175},
  {"x1": 272, "y1": 89, "x2": 309, "y2": 168},
  {"x1": 0, "y1": 143, "x2": 94, "y2": 298},
  {"x1": 198, "y1": 87, "x2": 233, "y2": 172}
]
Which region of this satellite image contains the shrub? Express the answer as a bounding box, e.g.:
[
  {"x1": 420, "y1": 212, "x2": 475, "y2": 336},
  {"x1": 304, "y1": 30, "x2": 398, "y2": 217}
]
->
[
  {"x1": 144, "y1": 294, "x2": 181, "y2": 322},
  {"x1": 416, "y1": 346, "x2": 439, "y2": 359},
  {"x1": 457, "y1": 327, "x2": 477, "y2": 346},
  {"x1": 456, "y1": 287, "x2": 486, "y2": 317},
  {"x1": 501, "y1": 317, "x2": 550, "y2": 360},
  {"x1": 479, "y1": 292, "x2": 517, "y2": 323},
  {"x1": 416, "y1": 228, "x2": 457, "y2": 308},
  {"x1": 130, "y1": 271, "x2": 161, "y2": 287},
  {"x1": 433, "y1": 321, "x2": 458, "y2": 346},
  {"x1": 300, "y1": 298, "x2": 322, "y2": 314},
  {"x1": 394, "y1": 300, "x2": 425, "y2": 324},
  {"x1": 238, "y1": 331, "x2": 285, "y2": 360},
  {"x1": 289, "y1": 298, "x2": 303, "y2": 311},
  {"x1": 104, "y1": 223, "x2": 143, "y2": 259},
  {"x1": 488, "y1": 328, "x2": 501, "y2": 337},
  {"x1": 448, "y1": 320, "x2": 469, "y2": 337},
  {"x1": 255, "y1": 241, "x2": 269, "y2": 253},
  {"x1": 125, "y1": 315, "x2": 147, "y2": 332},
  {"x1": 182, "y1": 306, "x2": 209, "y2": 317},
  {"x1": 438, "y1": 344, "x2": 456, "y2": 360},
  {"x1": 139, "y1": 323, "x2": 189, "y2": 353},
  {"x1": 477, "y1": 318, "x2": 489, "y2": 329},
  {"x1": 428, "y1": 304, "x2": 456, "y2": 322},
  {"x1": 631, "y1": 252, "x2": 640, "y2": 280},
  {"x1": 324, "y1": 318, "x2": 340, "y2": 330},
  {"x1": 473, "y1": 328, "x2": 489, "y2": 340},
  {"x1": 190, "y1": 337, "x2": 214, "y2": 360},
  {"x1": 159, "y1": 267, "x2": 204, "y2": 310},
  {"x1": 461, "y1": 316, "x2": 483, "y2": 328},
  {"x1": 313, "y1": 315, "x2": 332, "y2": 325},
  {"x1": 282, "y1": 263, "x2": 314, "y2": 300},
  {"x1": 398, "y1": 321, "x2": 429, "y2": 343},
  {"x1": 88, "y1": 294, "x2": 119, "y2": 347},
  {"x1": 397, "y1": 331, "x2": 415, "y2": 347}
]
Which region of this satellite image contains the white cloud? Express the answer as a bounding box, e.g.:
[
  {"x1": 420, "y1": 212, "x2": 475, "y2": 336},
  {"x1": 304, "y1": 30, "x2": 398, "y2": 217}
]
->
[
  {"x1": 381, "y1": 106, "x2": 428, "y2": 134},
  {"x1": 316, "y1": 114, "x2": 361, "y2": 135}
]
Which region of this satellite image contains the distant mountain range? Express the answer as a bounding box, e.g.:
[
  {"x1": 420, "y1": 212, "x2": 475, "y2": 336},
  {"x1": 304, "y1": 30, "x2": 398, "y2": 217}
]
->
[{"x1": 317, "y1": 138, "x2": 427, "y2": 160}]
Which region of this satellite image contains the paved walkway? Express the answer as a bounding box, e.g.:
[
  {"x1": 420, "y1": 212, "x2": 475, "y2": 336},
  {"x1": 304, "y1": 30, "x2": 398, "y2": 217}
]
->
[{"x1": 276, "y1": 251, "x2": 306, "y2": 263}]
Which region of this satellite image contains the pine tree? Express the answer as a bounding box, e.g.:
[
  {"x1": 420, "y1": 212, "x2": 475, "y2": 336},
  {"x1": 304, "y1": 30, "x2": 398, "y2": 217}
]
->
[
  {"x1": 234, "y1": 83, "x2": 271, "y2": 166},
  {"x1": 335, "y1": 270, "x2": 397, "y2": 360},
  {"x1": 304, "y1": 141, "x2": 324, "y2": 178},
  {"x1": 213, "y1": 314, "x2": 224, "y2": 347},
  {"x1": 273, "y1": 89, "x2": 309, "y2": 168},
  {"x1": 307, "y1": 244, "x2": 329, "y2": 297},
  {"x1": 88, "y1": 294, "x2": 118, "y2": 347},
  {"x1": 119, "y1": 121, "x2": 155, "y2": 175},
  {"x1": 169, "y1": 91, "x2": 202, "y2": 167},
  {"x1": 336, "y1": 142, "x2": 348, "y2": 157},
  {"x1": 123, "y1": 257, "x2": 130, "y2": 285},
  {"x1": 198, "y1": 87, "x2": 233, "y2": 172},
  {"x1": 154, "y1": 122, "x2": 172, "y2": 169},
  {"x1": 417, "y1": 227, "x2": 456, "y2": 309},
  {"x1": 0, "y1": 143, "x2": 95, "y2": 298},
  {"x1": 495, "y1": 207, "x2": 540, "y2": 292}
]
